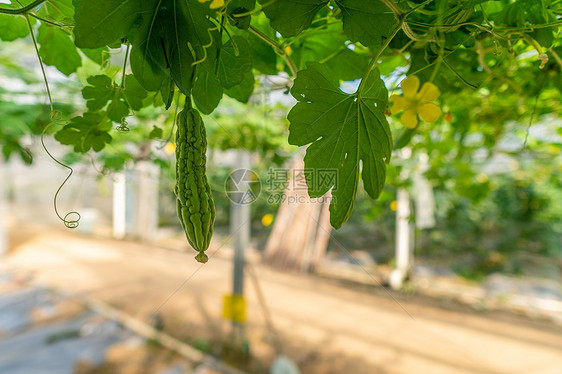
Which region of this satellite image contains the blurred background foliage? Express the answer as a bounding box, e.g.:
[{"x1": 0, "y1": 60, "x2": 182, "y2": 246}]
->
[{"x1": 1, "y1": 4, "x2": 561, "y2": 281}]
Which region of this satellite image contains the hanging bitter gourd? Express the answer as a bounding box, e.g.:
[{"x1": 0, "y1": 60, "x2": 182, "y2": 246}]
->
[{"x1": 175, "y1": 98, "x2": 215, "y2": 263}]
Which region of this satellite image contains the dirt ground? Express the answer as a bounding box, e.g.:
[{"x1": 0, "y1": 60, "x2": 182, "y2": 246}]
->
[{"x1": 2, "y1": 223, "x2": 562, "y2": 374}]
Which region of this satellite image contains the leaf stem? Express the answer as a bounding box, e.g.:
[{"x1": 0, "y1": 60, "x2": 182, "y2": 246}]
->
[
  {"x1": 0, "y1": 0, "x2": 46, "y2": 14},
  {"x1": 248, "y1": 25, "x2": 298, "y2": 77},
  {"x1": 357, "y1": 21, "x2": 403, "y2": 97}
]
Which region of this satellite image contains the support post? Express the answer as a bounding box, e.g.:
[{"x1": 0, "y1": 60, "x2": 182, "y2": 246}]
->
[
  {"x1": 390, "y1": 148, "x2": 413, "y2": 290},
  {"x1": 0, "y1": 156, "x2": 7, "y2": 256},
  {"x1": 390, "y1": 188, "x2": 412, "y2": 290},
  {"x1": 135, "y1": 161, "x2": 160, "y2": 242},
  {"x1": 112, "y1": 172, "x2": 126, "y2": 239},
  {"x1": 230, "y1": 152, "x2": 251, "y2": 329}
]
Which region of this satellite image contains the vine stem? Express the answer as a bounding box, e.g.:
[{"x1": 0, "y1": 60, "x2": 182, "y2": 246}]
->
[
  {"x1": 476, "y1": 41, "x2": 523, "y2": 94},
  {"x1": 381, "y1": 0, "x2": 402, "y2": 18},
  {"x1": 120, "y1": 43, "x2": 131, "y2": 89},
  {"x1": 98, "y1": 44, "x2": 131, "y2": 130},
  {"x1": 357, "y1": 21, "x2": 403, "y2": 97},
  {"x1": 24, "y1": 12, "x2": 53, "y2": 111},
  {"x1": 549, "y1": 48, "x2": 562, "y2": 69},
  {"x1": 522, "y1": 69, "x2": 547, "y2": 150},
  {"x1": 248, "y1": 25, "x2": 298, "y2": 77},
  {"x1": 23, "y1": 10, "x2": 80, "y2": 228},
  {"x1": 0, "y1": 0, "x2": 46, "y2": 14}
]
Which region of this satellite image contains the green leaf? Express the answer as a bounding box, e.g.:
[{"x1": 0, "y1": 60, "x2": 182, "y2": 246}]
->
[
  {"x1": 82, "y1": 74, "x2": 147, "y2": 123},
  {"x1": 258, "y1": 0, "x2": 327, "y2": 37},
  {"x1": 393, "y1": 128, "x2": 415, "y2": 150},
  {"x1": 1, "y1": 140, "x2": 32, "y2": 164},
  {"x1": 247, "y1": 34, "x2": 277, "y2": 75},
  {"x1": 0, "y1": 15, "x2": 29, "y2": 42},
  {"x1": 80, "y1": 47, "x2": 108, "y2": 65},
  {"x1": 290, "y1": 23, "x2": 369, "y2": 80},
  {"x1": 160, "y1": 74, "x2": 175, "y2": 110},
  {"x1": 225, "y1": 71, "x2": 255, "y2": 103},
  {"x1": 228, "y1": 0, "x2": 255, "y2": 30},
  {"x1": 149, "y1": 125, "x2": 163, "y2": 139},
  {"x1": 130, "y1": 0, "x2": 215, "y2": 93},
  {"x1": 123, "y1": 74, "x2": 148, "y2": 110},
  {"x1": 192, "y1": 70, "x2": 223, "y2": 114},
  {"x1": 82, "y1": 75, "x2": 114, "y2": 111},
  {"x1": 324, "y1": 48, "x2": 370, "y2": 81},
  {"x1": 462, "y1": 0, "x2": 491, "y2": 10},
  {"x1": 288, "y1": 62, "x2": 391, "y2": 228},
  {"x1": 38, "y1": 0, "x2": 74, "y2": 21},
  {"x1": 73, "y1": 0, "x2": 155, "y2": 48},
  {"x1": 55, "y1": 112, "x2": 112, "y2": 152},
  {"x1": 130, "y1": 7, "x2": 168, "y2": 92},
  {"x1": 165, "y1": 0, "x2": 196, "y2": 95},
  {"x1": 37, "y1": 24, "x2": 82, "y2": 76},
  {"x1": 493, "y1": 0, "x2": 557, "y2": 47},
  {"x1": 334, "y1": 0, "x2": 395, "y2": 47},
  {"x1": 217, "y1": 35, "x2": 253, "y2": 89}
]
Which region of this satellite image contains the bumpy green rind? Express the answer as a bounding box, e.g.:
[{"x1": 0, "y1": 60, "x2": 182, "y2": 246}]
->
[{"x1": 175, "y1": 102, "x2": 215, "y2": 263}]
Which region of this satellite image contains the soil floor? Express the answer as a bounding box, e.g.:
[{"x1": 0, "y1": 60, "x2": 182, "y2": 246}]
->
[{"x1": 2, "y1": 224, "x2": 562, "y2": 374}]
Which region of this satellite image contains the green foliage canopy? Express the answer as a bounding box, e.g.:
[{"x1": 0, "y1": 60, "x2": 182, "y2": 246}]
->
[{"x1": 0, "y1": 0, "x2": 560, "y2": 229}]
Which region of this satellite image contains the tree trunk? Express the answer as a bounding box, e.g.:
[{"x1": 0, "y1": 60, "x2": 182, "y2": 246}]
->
[{"x1": 263, "y1": 157, "x2": 331, "y2": 272}]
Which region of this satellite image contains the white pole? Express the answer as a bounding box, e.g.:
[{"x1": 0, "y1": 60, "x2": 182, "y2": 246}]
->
[
  {"x1": 136, "y1": 161, "x2": 160, "y2": 241},
  {"x1": 0, "y1": 156, "x2": 8, "y2": 256},
  {"x1": 231, "y1": 151, "x2": 251, "y2": 333},
  {"x1": 113, "y1": 171, "x2": 126, "y2": 239},
  {"x1": 390, "y1": 148, "x2": 413, "y2": 290},
  {"x1": 390, "y1": 188, "x2": 411, "y2": 290},
  {"x1": 396, "y1": 188, "x2": 411, "y2": 269},
  {"x1": 231, "y1": 152, "x2": 251, "y2": 297}
]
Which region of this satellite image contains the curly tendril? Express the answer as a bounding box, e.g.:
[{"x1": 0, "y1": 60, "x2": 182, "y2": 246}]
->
[
  {"x1": 191, "y1": 24, "x2": 220, "y2": 66},
  {"x1": 25, "y1": 12, "x2": 81, "y2": 230},
  {"x1": 117, "y1": 118, "x2": 130, "y2": 133},
  {"x1": 41, "y1": 111, "x2": 81, "y2": 229}
]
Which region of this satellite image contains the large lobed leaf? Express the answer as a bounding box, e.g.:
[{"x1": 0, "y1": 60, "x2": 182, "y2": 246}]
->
[
  {"x1": 259, "y1": 0, "x2": 395, "y2": 46},
  {"x1": 38, "y1": 24, "x2": 81, "y2": 76},
  {"x1": 334, "y1": 0, "x2": 395, "y2": 47},
  {"x1": 288, "y1": 62, "x2": 392, "y2": 228},
  {"x1": 129, "y1": 0, "x2": 216, "y2": 94},
  {"x1": 73, "y1": 0, "x2": 155, "y2": 48},
  {"x1": 55, "y1": 113, "x2": 113, "y2": 152},
  {"x1": 258, "y1": 0, "x2": 328, "y2": 38},
  {"x1": 82, "y1": 75, "x2": 147, "y2": 123}
]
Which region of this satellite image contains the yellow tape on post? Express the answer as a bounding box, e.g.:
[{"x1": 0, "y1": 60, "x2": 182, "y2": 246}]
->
[{"x1": 223, "y1": 294, "x2": 246, "y2": 324}]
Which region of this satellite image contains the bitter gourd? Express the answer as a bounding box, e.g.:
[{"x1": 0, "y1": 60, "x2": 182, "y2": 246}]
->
[{"x1": 175, "y1": 98, "x2": 215, "y2": 263}]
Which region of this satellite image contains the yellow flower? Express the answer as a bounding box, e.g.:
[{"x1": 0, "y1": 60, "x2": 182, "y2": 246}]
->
[
  {"x1": 164, "y1": 142, "x2": 176, "y2": 155},
  {"x1": 198, "y1": 0, "x2": 225, "y2": 9},
  {"x1": 476, "y1": 173, "x2": 488, "y2": 183},
  {"x1": 261, "y1": 214, "x2": 274, "y2": 226},
  {"x1": 389, "y1": 76, "x2": 441, "y2": 129}
]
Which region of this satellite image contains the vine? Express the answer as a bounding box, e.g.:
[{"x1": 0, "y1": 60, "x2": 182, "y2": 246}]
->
[
  {"x1": 0, "y1": 0, "x2": 47, "y2": 15},
  {"x1": 25, "y1": 12, "x2": 81, "y2": 228},
  {"x1": 0, "y1": 0, "x2": 560, "y2": 236}
]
